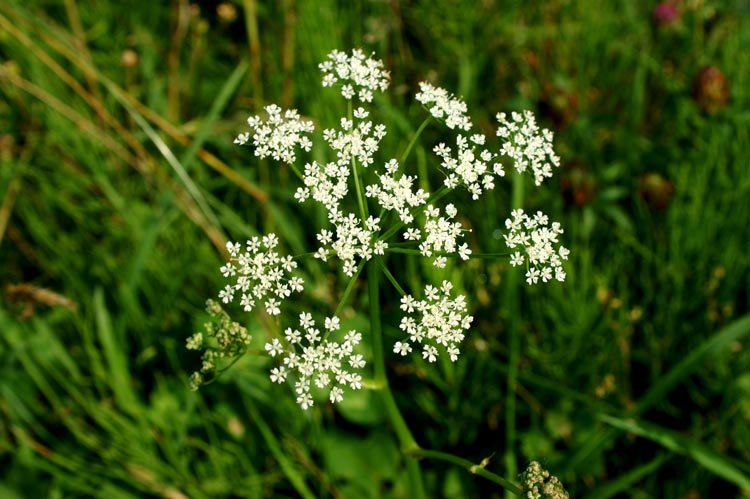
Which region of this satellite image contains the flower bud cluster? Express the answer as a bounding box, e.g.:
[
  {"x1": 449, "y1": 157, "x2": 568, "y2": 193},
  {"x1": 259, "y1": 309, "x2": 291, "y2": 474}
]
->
[
  {"x1": 218, "y1": 234, "x2": 304, "y2": 315},
  {"x1": 235, "y1": 104, "x2": 314, "y2": 164},
  {"x1": 504, "y1": 209, "x2": 569, "y2": 285},
  {"x1": 265, "y1": 312, "x2": 366, "y2": 410},
  {"x1": 186, "y1": 300, "x2": 252, "y2": 390},
  {"x1": 394, "y1": 280, "x2": 473, "y2": 362},
  {"x1": 519, "y1": 461, "x2": 569, "y2": 499},
  {"x1": 319, "y1": 48, "x2": 390, "y2": 103}
]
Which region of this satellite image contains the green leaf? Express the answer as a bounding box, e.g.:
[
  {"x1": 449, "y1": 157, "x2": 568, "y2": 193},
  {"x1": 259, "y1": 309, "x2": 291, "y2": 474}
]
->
[{"x1": 599, "y1": 414, "x2": 750, "y2": 489}]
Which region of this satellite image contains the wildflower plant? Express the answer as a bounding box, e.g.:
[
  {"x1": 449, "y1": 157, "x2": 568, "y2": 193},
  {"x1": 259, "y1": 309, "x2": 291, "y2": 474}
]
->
[{"x1": 188, "y1": 48, "x2": 569, "y2": 496}]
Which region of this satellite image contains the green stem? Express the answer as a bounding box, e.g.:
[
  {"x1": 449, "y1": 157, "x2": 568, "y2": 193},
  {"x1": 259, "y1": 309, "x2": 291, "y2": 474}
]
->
[
  {"x1": 399, "y1": 117, "x2": 431, "y2": 165},
  {"x1": 244, "y1": 399, "x2": 316, "y2": 499},
  {"x1": 348, "y1": 101, "x2": 369, "y2": 222},
  {"x1": 367, "y1": 260, "x2": 424, "y2": 498},
  {"x1": 410, "y1": 448, "x2": 523, "y2": 495},
  {"x1": 375, "y1": 257, "x2": 407, "y2": 296},
  {"x1": 503, "y1": 171, "x2": 525, "y2": 498},
  {"x1": 380, "y1": 185, "x2": 452, "y2": 241}
]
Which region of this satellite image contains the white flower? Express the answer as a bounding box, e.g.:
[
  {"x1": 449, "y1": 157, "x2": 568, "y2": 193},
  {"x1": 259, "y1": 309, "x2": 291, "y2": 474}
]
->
[
  {"x1": 416, "y1": 204, "x2": 471, "y2": 267},
  {"x1": 329, "y1": 386, "x2": 344, "y2": 403},
  {"x1": 503, "y1": 209, "x2": 569, "y2": 285},
  {"x1": 237, "y1": 104, "x2": 314, "y2": 164},
  {"x1": 395, "y1": 280, "x2": 473, "y2": 363},
  {"x1": 270, "y1": 367, "x2": 287, "y2": 383},
  {"x1": 393, "y1": 341, "x2": 413, "y2": 356},
  {"x1": 433, "y1": 135, "x2": 497, "y2": 200},
  {"x1": 366, "y1": 159, "x2": 429, "y2": 224},
  {"x1": 319, "y1": 49, "x2": 390, "y2": 102},
  {"x1": 265, "y1": 338, "x2": 284, "y2": 357},
  {"x1": 296, "y1": 392, "x2": 314, "y2": 410},
  {"x1": 324, "y1": 316, "x2": 340, "y2": 331},
  {"x1": 422, "y1": 345, "x2": 439, "y2": 363},
  {"x1": 496, "y1": 110, "x2": 560, "y2": 185},
  {"x1": 284, "y1": 327, "x2": 302, "y2": 344},
  {"x1": 416, "y1": 82, "x2": 472, "y2": 131},
  {"x1": 266, "y1": 313, "x2": 366, "y2": 410},
  {"x1": 218, "y1": 233, "x2": 303, "y2": 316}
]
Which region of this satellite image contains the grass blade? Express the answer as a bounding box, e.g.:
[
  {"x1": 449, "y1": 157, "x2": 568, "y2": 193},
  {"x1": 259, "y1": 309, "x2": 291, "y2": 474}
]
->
[{"x1": 599, "y1": 413, "x2": 750, "y2": 489}]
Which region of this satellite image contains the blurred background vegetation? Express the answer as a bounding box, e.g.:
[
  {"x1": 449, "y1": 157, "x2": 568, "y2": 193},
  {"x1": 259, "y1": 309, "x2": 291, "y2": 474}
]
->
[{"x1": 1, "y1": 0, "x2": 749, "y2": 497}]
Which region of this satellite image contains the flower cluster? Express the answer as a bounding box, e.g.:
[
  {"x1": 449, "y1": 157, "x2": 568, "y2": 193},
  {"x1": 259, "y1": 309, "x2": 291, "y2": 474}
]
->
[
  {"x1": 190, "y1": 48, "x2": 570, "y2": 412},
  {"x1": 186, "y1": 300, "x2": 252, "y2": 390},
  {"x1": 433, "y1": 134, "x2": 505, "y2": 200},
  {"x1": 234, "y1": 104, "x2": 314, "y2": 164},
  {"x1": 365, "y1": 159, "x2": 429, "y2": 224},
  {"x1": 319, "y1": 48, "x2": 390, "y2": 103},
  {"x1": 415, "y1": 81, "x2": 473, "y2": 131},
  {"x1": 496, "y1": 111, "x2": 560, "y2": 186},
  {"x1": 394, "y1": 281, "x2": 473, "y2": 363},
  {"x1": 418, "y1": 85, "x2": 560, "y2": 200},
  {"x1": 218, "y1": 234, "x2": 304, "y2": 315},
  {"x1": 405, "y1": 204, "x2": 471, "y2": 268},
  {"x1": 265, "y1": 312, "x2": 366, "y2": 409},
  {"x1": 504, "y1": 209, "x2": 569, "y2": 285},
  {"x1": 324, "y1": 108, "x2": 387, "y2": 168},
  {"x1": 518, "y1": 461, "x2": 569, "y2": 499},
  {"x1": 314, "y1": 213, "x2": 385, "y2": 277}
]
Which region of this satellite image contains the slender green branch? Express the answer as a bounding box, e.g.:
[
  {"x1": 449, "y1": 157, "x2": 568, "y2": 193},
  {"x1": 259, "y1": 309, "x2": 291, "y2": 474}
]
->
[
  {"x1": 351, "y1": 156, "x2": 369, "y2": 221},
  {"x1": 409, "y1": 448, "x2": 523, "y2": 495},
  {"x1": 380, "y1": 186, "x2": 451, "y2": 241},
  {"x1": 347, "y1": 100, "x2": 369, "y2": 222},
  {"x1": 367, "y1": 260, "x2": 424, "y2": 498},
  {"x1": 503, "y1": 170, "x2": 525, "y2": 498},
  {"x1": 244, "y1": 400, "x2": 316, "y2": 499},
  {"x1": 333, "y1": 259, "x2": 366, "y2": 318},
  {"x1": 376, "y1": 257, "x2": 407, "y2": 296},
  {"x1": 399, "y1": 117, "x2": 431, "y2": 165}
]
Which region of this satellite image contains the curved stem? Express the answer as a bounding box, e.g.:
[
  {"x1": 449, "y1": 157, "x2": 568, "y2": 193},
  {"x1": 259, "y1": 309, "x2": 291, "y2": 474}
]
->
[
  {"x1": 503, "y1": 171, "x2": 525, "y2": 498},
  {"x1": 399, "y1": 117, "x2": 431, "y2": 165},
  {"x1": 367, "y1": 260, "x2": 424, "y2": 498},
  {"x1": 410, "y1": 448, "x2": 523, "y2": 495}
]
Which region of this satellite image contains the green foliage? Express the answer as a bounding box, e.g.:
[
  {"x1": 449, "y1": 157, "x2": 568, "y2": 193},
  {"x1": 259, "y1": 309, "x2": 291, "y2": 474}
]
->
[{"x1": 1, "y1": 0, "x2": 749, "y2": 498}]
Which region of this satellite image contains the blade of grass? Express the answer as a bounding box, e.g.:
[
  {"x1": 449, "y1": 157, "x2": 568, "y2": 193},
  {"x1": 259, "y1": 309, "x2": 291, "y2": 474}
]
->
[
  {"x1": 179, "y1": 59, "x2": 249, "y2": 171},
  {"x1": 93, "y1": 288, "x2": 140, "y2": 416},
  {"x1": 242, "y1": 0, "x2": 263, "y2": 106},
  {"x1": 566, "y1": 314, "x2": 750, "y2": 472},
  {"x1": 243, "y1": 399, "x2": 317, "y2": 499},
  {"x1": 116, "y1": 95, "x2": 221, "y2": 228},
  {"x1": 582, "y1": 452, "x2": 671, "y2": 499},
  {"x1": 599, "y1": 413, "x2": 750, "y2": 489},
  {"x1": 634, "y1": 314, "x2": 750, "y2": 414},
  {"x1": 0, "y1": 5, "x2": 266, "y2": 203}
]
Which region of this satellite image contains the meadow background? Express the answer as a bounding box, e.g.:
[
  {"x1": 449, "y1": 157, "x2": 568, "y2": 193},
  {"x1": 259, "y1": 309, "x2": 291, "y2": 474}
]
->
[{"x1": 1, "y1": 0, "x2": 749, "y2": 497}]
